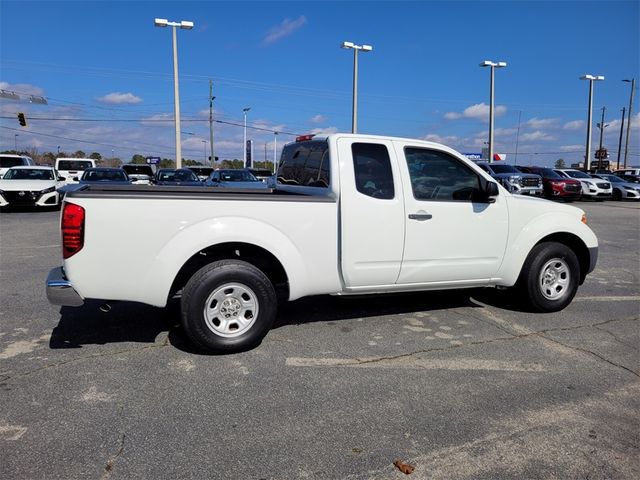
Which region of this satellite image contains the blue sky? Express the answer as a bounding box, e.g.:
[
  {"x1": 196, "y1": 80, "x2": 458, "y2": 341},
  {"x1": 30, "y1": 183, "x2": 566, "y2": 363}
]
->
[{"x1": 1, "y1": 0, "x2": 638, "y2": 167}]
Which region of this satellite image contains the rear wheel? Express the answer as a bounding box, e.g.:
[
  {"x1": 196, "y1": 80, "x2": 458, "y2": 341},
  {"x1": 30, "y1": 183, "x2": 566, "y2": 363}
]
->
[
  {"x1": 517, "y1": 242, "x2": 580, "y2": 312},
  {"x1": 181, "y1": 260, "x2": 277, "y2": 353}
]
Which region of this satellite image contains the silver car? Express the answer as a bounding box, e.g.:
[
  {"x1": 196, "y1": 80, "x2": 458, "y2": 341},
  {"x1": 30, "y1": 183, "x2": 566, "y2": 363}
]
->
[{"x1": 592, "y1": 174, "x2": 640, "y2": 201}]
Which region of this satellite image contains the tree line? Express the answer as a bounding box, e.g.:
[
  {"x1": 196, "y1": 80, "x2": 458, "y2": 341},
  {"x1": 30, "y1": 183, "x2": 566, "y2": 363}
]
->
[{"x1": 1, "y1": 149, "x2": 275, "y2": 171}]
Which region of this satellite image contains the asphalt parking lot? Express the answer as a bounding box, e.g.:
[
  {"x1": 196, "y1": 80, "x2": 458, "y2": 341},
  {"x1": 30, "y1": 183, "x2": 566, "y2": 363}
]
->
[{"x1": 1, "y1": 201, "x2": 639, "y2": 479}]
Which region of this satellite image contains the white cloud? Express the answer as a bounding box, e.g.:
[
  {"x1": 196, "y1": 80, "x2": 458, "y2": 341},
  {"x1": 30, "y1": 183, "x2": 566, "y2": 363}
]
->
[
  {"x1": 97, "y1": 92, "x2": 142, "y2": 104},
  {"x1": 263, "y1": 16, "x2": 307, "y2": 45},
  {"x1": 310, "y1": 114, "x2": 327, "y2": 124},
  {"x1": 310, "y1": 126, "x2": 338, "y2": 135},
  {"x1": 0, "y1": 82, "x2": 44, "y2": 96},
  {"x1": 444, "y1": 103, "x2": 507, "y2": 122},
  {"x1": 560, "y1": 145, "x2": 584, "y2": 152},
  {"x1": 422, "y1": 133, "x2": 459, "y2": 144},
  {"x1": 525, "y1": 117, "x2": 557, "y2": 129},
  {"x1": 141, "y1": 113, "x2": 174, "y2": 126},
  {"x1": 520, "y1": 130, "x2": 554, "y2": 142},
  {"x1": 563, "y1": 120, "x2": 584, "y2": 130}
]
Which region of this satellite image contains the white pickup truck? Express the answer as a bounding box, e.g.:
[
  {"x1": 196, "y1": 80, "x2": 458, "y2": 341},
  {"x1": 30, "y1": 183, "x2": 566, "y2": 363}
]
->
[{"x1": 47, "y1": 134, "x2": 598, "y2": 353}]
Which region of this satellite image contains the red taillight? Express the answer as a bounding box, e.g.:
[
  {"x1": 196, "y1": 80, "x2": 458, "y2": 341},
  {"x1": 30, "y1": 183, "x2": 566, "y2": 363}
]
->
[
  {"x1": 295, "y1": 134, "x2": 315, "y2": 142},
  {"x1": 62, "y1": 203, "x2": 85, "y2": 259}
]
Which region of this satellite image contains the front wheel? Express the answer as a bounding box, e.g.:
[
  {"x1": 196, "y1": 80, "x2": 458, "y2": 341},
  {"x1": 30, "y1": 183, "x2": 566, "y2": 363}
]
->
[
  {"x1": 517, "y1": 242, "x2": 580, "y2": 312},
  {"x1": 181, "y1": 260, "x2": 277, "y2": 353}
]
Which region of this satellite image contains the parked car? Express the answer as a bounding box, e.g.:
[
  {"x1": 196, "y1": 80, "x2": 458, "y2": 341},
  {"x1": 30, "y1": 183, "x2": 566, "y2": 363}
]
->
[
  {"x1": 613, "y1": 167, "x2": 640, "y2": 177},
  {"x1": 248, "y1": 168, "x2": 274, "y2": 182},
  {"x1": 186, "y1": 166, "x2": 214, "y2": 182},
  {"x1": 154, "y1": 168, "x2": 203, "y2": 186},
  {"x1": 205, "y1": 169, "x2": 269, "y2": 189},
  {"x1": 122, "y1": 164, "x2": 155, "y2": 184},
  {"x1": 0, "y1": 166, "x2": 64, "y2": 209},
  {"x1": 0, "y1": 154, "x2": 35, "y2": 178},
  {"x1": 518, "y1": 166, "x2": 582, "y2": 201},
  {"x1": 554, "y1": 168, "x2": 612, "y2": 200},
  {"x1": 58, "y1": 168, "x2": 135, "y2": 199},
  {"x1": 476, "y1": 162, "x2": 543, "y2": 196},
  {"x1": 54, "y1": 158, "x2": 96, "y2": 185},
  {"x1": 591, "y1": 173, "x2": 640, "y2": 201},
  {"x1": 615, "y1": 173, "x2": 640, "y2": 184}
]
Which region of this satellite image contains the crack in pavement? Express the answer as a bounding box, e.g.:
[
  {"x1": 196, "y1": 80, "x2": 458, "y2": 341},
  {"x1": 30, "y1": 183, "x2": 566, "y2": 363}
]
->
[
  {"x1": 2, "y1": 340, "x2": 169, "y2": 383},
  {"x1": 100, "y1": 405, "x2": 126, "y2": 480}
]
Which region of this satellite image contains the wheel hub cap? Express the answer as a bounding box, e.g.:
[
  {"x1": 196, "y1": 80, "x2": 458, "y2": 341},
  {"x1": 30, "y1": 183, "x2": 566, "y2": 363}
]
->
[
  {"x1": 203, "y1": 283, "x2": 259, "y2": 338},
  {"x1": 539, "y1": 258, "x2": 570, "y2": 301}
]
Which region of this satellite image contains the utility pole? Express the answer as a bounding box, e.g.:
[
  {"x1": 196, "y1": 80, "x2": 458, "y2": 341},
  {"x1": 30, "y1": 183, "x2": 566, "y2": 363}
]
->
[
  {"x1": 209, "y1": 80, "x2": 215, "y2": 167},
  {"x1": 597, "y1": 106, "x2": 607, "y2": 153},
  {"x1": 617, "y1": 107, "x2": 626, "y2": 169},
  {"x1": 623, "y1": 78, "x2": 635, "y2": 168}
]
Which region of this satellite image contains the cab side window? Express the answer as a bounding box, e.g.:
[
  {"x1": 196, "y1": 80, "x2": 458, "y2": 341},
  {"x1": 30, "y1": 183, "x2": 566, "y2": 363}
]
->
[
  {"x1": 404, "y1": 147, "x2": 480, "y2": 201},
  {"x1": 352, "y1": 143, "x2": 394, "y2": 199}
]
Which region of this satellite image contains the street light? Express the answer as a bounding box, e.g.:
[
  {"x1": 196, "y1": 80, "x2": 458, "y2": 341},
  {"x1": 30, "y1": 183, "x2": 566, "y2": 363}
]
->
[
  {"x1": 14, "y1": 134, "x2": 18, "y2": 151},
  {"x1": 580, "y1": 74, "x2": 605, "y2": 171},
  {"x1": 243, "y1": 107, "x2": 251, "y2": 167},
  {"x1": 480, "y1": 60, "x2": 507, "y2": 163},
  {"x1": 273, "y1": 131, "x2": 278, "y2": 172},
  {"x1": 154, "y1": 17, "x2": 194, "y2": 169},
  {"x1": 623, "y1": 78, "x2": 635, "y2": 168},
  {"x1": 341, "y1": 41, "x2": 373, "y2": 134},
  {"x1": 202, "y1": 140, "x2": 207, "y2": 162}
]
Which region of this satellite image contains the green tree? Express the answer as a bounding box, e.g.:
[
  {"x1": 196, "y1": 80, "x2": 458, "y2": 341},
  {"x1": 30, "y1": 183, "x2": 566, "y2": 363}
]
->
[
  {"x1": 554, "y1": 158, "x2": 566, "y2": 169},
  {"x1": 131, "y1": 154, "x2": 146, "y2": 164},
  {"x1": 73, "y1": 150, "x2": 87, "y2": 158},
  {"x1": 89, "y1": 152, "x2": 102, "y2": 160}
]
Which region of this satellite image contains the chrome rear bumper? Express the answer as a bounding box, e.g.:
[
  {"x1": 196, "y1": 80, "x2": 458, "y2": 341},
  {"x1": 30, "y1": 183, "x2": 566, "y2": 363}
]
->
[{"x1": 46, "y1": 267, "x2": 84, "y2": 307}]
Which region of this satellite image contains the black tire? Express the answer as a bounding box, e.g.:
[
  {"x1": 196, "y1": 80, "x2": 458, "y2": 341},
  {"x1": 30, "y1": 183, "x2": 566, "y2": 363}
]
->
[
  {"x1": 181, "y1": 260, "x2": 277, "y2": 353},
  {"x1": 517, "y1": 242, "x2": 580, "y2": 312},
  {"x1": 612, "y1": 189, "x2": 622, "y2": 201}
]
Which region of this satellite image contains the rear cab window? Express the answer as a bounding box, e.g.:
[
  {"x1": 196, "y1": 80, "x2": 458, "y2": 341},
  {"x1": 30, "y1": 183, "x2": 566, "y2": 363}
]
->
[
  {"x1": 277, "y1": 140, "x2": 330, "y2": 188},
  {"x1": 352, "y1": 143, "x2": 395, "y2": 199},
  {"x1": 56, "y1": 160, "x2": 94, "y2": 171}
]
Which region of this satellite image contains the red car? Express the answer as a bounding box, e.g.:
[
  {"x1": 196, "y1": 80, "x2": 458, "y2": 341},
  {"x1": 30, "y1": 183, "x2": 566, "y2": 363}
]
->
[{"x1": 517, "y1": 166, "x2": 582, "y2": 201}]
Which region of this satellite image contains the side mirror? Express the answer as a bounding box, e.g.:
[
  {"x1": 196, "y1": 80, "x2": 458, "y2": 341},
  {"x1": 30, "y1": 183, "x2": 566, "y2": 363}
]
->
[
  {"x1": 130, "y1": 178, "x2": 137, "y2": 182},
  {"x1": 485, "y1": 181, "x2": 499, "y2": 197},
  {"x1": 474, "y1": 180, "x2": 499, "y2": 203},
  {"x1": 58, "y1": 176, "x2": 66, "y2": 181},
  {"x1": 72, "y1": 176, "x2": 79, "y2": 181}
]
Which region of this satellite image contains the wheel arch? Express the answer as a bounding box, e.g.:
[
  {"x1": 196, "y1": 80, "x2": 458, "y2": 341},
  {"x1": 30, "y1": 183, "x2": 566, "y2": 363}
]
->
[
  {"x1": 533, "y1": 232, "x2": 591, "y2": 284},
  {"x1": 169, "y1": 242, "x2": 289, "y2": 302}
]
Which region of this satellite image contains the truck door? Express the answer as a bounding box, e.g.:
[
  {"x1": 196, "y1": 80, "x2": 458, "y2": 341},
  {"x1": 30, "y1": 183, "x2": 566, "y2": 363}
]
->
[
  {"x1": 395, "y1": 143, "x2": 509, "y2": 285},
  {"x1": 338, "y1": 137, "x2": 405, "y2": 288}
]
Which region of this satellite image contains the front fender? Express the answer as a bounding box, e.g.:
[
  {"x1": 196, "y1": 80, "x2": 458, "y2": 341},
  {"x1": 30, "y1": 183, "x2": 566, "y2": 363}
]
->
[
  {"x1": 143, "y1": 216, "x2": 308, "y2": 307},
  {"x1": 495, "y1": 210, "x2": 598, "y2": 286}
]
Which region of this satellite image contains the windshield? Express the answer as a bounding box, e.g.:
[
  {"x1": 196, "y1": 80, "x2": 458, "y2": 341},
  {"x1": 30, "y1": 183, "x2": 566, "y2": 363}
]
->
[
  {"x1": 0, "y1": 156, "x2": 26, "y2": 168},
  {"x1": 219, "y1": 170, "x2": 259, "y2": 182},
  {"x1": 4, "y1": 168, "x2": 54, "y2": 180},
  {"x1": 489, "y1": 164, "x2": 519, "y2": 174},
  {"x1": 565, "y1": 170, "x2": 591, "y2": 179},
  {"x1": 81, "y1": 169, "x2": 128, "y2": 181},
  {"x1": 122, "y1": 165, "x2": 153, "y2": 175},
  {"x1": 57, "y1": 160, "x2": 93, "y2": 171},
  {"x1": 600, "y1": 174, "x2": 623, "y2": 183}
]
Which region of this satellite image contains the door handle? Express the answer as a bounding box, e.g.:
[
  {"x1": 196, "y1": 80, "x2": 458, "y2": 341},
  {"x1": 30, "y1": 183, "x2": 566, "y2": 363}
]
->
[{"x1": 408, "y1": 213, "x2": 433, "y2": 221}]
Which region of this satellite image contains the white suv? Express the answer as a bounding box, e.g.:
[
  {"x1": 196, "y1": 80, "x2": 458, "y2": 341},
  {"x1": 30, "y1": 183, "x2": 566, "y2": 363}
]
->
[
  {"x1": 554, "y1": 168, "x2": 612, "y2": 200},
  {"x1": 54, "y1": 158, "x2": 96, "y2": 185},
  {"x1": 0, "y1": 154, "x2": 35, "y2": 178}
]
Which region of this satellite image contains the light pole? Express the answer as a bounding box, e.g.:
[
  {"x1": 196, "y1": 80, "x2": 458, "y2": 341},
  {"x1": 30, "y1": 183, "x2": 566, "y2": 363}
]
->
[
  {"x1": 202, "y1": 140, "x2": 207, "y2": 162},
  {"x1": 480, "y1": 60, "x2": 507, "y2": 163},
  {"x1": 580, "y1": 74, "x2": 605, "y2": 171},
  {"x1": 623, "y1": 78, "x2": 635, "y2": 168},
  {"x1": 273, "y1": 131, "x2": 278, "y2": 172},
  {"x1": 617, "y1": 107, "x2": 626, "y2": 169},
  {"x1": 243, "y1": 107, "x2": 251, "y2": 167},
  {"x1": 596, "y1": 106, "x2": 609, "y2": 160},
  {"x1": 57, "y1": 146, "x2": 60, "y2": 156},
  {"x1": 154, "y1": 17, "x2": 194, "y2": 169},
  {"x1": 341, "y1": 41, "x2": 373, "y2": 134},
  {"x1": 210, "y1": 88, "x2": 216, "y2": 166},
  {"x1": 14, "y1": 134, "x2": 18, "y2": 151}
]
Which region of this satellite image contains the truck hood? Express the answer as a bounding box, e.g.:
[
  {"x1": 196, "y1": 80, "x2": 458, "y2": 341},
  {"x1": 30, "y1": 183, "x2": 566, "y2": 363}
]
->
[{"x1": 508, "y1": 193, "x2": 584, "y2": 216}]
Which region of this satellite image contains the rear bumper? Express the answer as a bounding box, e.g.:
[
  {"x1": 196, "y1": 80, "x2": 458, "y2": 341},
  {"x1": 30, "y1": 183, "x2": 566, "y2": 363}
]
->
[{"x1": 46, "y1": 267, "x2": 84, "y2": 306}]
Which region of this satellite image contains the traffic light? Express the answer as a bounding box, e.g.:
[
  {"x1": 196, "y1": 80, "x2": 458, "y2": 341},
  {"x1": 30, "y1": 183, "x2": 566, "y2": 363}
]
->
[{"x1": 17, "y1": 112, "x2": 27, "y2": 127}]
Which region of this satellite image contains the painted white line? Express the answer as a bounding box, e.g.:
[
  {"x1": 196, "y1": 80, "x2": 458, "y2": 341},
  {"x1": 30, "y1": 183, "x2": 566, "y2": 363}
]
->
[
  {"x1": 574, "y1": 295, "x2": 640, "y2": 302},
  {"x1": 286, "y1": 357, "x2": 545, "y2": 372}
]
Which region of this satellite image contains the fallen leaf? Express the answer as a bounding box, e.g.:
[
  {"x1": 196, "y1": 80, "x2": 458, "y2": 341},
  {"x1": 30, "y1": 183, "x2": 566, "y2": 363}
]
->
[{"x1": 393, "y1": 459, "x2": 415, "y2": 475}]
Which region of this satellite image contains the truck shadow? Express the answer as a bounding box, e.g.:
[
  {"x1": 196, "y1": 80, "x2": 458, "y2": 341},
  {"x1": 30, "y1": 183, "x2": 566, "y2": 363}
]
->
[{"x1": 50, "y1": 289, "x2": 510, "y2": 353}]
